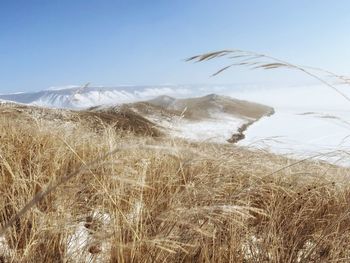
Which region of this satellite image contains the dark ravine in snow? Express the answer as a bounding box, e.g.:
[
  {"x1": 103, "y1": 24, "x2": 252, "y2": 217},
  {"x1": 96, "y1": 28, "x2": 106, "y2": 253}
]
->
[{"x1": 228, "y1": 108, "x2": 275, "y2": 143}]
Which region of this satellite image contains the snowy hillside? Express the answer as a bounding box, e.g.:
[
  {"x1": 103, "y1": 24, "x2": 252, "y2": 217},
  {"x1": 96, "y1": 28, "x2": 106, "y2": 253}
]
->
[{"x1": 127, "y1": 94, "x2": 273, "y2": 143}]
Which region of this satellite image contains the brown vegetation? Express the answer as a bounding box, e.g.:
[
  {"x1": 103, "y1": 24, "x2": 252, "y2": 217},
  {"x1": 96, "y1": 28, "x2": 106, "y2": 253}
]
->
[
  {"x1": 1, "y1": 104, "x2": 350, "y2": 262},
  {"x1": 0, "y1": 103, "x2": 160, "y2": 137}
]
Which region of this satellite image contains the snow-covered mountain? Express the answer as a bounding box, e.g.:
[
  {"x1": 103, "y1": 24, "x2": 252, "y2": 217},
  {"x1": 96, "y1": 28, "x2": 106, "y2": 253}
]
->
[
  {"x1": 0, "y1": 84, "x2": 270, "y2": 109},
  {"x1": 0, "y1": 85, "x2": 197, "y2": 109}
]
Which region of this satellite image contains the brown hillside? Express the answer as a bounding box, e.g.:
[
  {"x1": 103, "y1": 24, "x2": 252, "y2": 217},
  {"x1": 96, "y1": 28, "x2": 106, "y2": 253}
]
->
[
  {"x1": 0, "y1": 103, "x2": 160, "y2": 137},
  {"x1": 133, "y1": 94, "x2": 274, "y2": 121}
]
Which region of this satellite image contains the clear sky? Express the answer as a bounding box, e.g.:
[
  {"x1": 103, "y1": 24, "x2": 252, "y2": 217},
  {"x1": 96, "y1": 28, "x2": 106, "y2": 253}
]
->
[{"x1": 1, "y1": 0, "x2": 350, "y2": 92}]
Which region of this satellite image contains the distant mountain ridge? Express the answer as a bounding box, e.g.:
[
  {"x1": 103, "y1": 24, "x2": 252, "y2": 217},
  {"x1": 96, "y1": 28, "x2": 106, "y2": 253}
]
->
[
  {"x1": 0, "y1": 85, "x2": 194, "y2": 109},
  {"x1": 0, "y1": 84, "x2": 275, "y2": 109}
]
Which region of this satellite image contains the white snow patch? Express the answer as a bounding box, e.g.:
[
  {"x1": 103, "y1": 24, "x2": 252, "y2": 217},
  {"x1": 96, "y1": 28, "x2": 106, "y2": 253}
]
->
[
  {"x1": 66, "y1": 222, "x2": 92, "y2": 261},
  {"x1": 66, "y1": 211, "x2": 112, "y2": 262},
  {"x1": 0, "y1": 235, "x2": 12, "y2": 259},
  {"x1": 149, "y1": 112, "x2": 248, "y2": 143}
]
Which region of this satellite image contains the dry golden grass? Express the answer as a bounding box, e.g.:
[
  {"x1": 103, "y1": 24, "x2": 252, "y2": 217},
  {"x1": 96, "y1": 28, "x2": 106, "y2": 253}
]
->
[
  {"x1": 0, "y1": 102, "x2": 161, "y2": 137},
  {"x1": 0, "y1": 108, "x2": 350, "y2": 262}
]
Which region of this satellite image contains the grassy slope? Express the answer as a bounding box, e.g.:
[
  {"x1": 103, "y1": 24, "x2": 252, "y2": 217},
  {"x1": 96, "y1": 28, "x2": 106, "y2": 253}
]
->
[{"x1": 0, "y1": 104, "x2": 350, "y2": 262}]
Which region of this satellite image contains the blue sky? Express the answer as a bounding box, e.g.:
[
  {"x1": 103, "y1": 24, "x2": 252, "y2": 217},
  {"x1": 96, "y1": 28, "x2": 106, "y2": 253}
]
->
[{"x1": 1, "y1": 0, "x2": 350, "y2": 92}]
